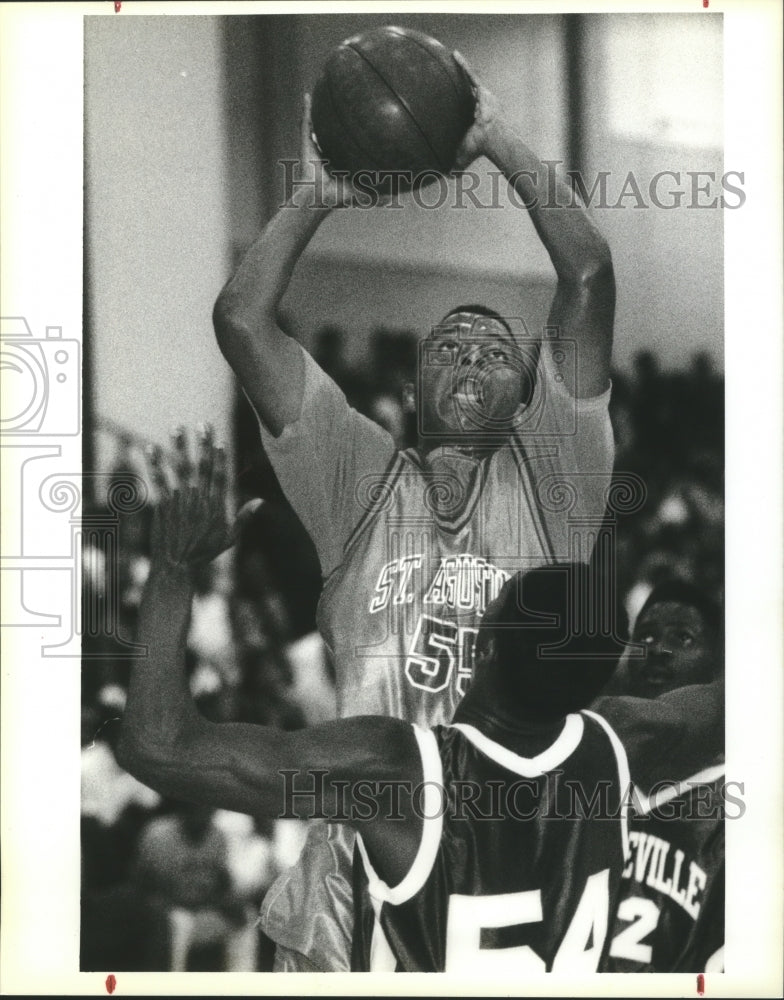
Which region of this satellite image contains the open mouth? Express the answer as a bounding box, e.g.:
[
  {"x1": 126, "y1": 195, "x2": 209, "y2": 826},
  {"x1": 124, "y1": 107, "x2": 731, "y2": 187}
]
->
[{"x1": 453, "y1": 377, "x2": 483, "y2": 408}]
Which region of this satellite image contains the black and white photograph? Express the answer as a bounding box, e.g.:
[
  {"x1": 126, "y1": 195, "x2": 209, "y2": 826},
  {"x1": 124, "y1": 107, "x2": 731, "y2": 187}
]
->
[{"x1": 1, "y1": 2, "x2": 782, "y2": 995}]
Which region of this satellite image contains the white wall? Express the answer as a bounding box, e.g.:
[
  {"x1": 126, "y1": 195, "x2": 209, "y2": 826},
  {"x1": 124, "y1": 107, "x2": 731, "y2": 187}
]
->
[
  {"x1": 85, "y1": 16, "x2": 233, "y2": 464},
  {"x1": 582, "y1": 13, "x2": 724, "y2": 371}
]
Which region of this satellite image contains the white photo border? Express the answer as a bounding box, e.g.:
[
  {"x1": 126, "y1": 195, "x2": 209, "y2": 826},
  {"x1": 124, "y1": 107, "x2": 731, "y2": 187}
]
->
[{"x1": 1, "y1": 1, "x2": 781, "y2": 996}]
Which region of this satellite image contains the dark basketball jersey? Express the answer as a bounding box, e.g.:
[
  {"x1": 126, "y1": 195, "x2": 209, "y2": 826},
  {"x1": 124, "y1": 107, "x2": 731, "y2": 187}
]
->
[
  {"x1": 604, "y1": 762, "x2": 725, "y2": 972},
  {"x1": 352, "y1": 711, "x2": 630, "y2": 972}
]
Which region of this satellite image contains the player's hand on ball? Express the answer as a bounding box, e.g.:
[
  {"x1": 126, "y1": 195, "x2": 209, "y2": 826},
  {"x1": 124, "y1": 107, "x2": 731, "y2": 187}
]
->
[
  {"x1": 148, "y1": 426, "x2": 262, "y2": 570},
  {"x1": 451, "y1": 51, "x2": 499, "y2": 172},
  {"x1": 301, "y1": 93, "x2": 357, "y2": 208}
]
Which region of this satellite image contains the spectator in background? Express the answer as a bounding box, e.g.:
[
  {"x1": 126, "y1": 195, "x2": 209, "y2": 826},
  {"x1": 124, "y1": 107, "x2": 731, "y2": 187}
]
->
[
  {"x1": 607, "y1": 343, "x2": 724, "y2": 622},
  {"x1": 133, "y1": 801, "x2": 258, "y2": 971},
  {"x1": 676, "y1": 351, "x2": 724, "y2": 455},
  {"x1": 368, "y1": 327, "x2": 417, "y2": 396},
  {"x1": 628, "y1": 350, "x2": 670, "y2": 472},
  {"x1": 81, "y1": 689, "x2": 161, "y2": 888},
  {"x1": 80, "y1": 690, "x2": 163, "y2": 971},
  {"x1": 232, "y1": 546, "x2": 307, "y2": 730}
]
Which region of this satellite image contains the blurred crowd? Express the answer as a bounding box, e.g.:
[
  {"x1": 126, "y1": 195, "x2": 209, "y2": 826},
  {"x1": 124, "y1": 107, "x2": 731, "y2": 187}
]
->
[
  {"x1": 609, "y1": 348, "x2": 724, "y2": 619},
  {"x1": 81, "y1": 326, "x2": 723, "y2": 971}
]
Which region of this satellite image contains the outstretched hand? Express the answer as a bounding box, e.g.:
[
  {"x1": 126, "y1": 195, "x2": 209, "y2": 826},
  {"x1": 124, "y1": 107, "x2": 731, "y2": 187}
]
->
[
  {"x1": 148, "y1": 426, "x2": 262, "y2": 571},
  {"x1": 451, "y1": 51, "x2": 500, "y2": 172}
]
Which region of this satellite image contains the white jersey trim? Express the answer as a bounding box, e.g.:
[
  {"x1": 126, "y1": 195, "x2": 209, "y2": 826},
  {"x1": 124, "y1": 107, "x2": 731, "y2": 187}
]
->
[
  {"x1": 450, "y1": 714, "x2": 584, "y2": 777},
  {"x1": 356, "y1": 725, "x2": 444, "y2": 907},
  {"x1": 582, "y1": 709, "x2": 632, "y2": 861},
  {"x1": 634, "y1": 763, "x2": 726, "y2": 817}
]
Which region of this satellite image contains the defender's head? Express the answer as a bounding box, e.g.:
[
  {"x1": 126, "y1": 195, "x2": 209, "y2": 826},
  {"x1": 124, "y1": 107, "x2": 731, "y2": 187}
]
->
[
  {"x1": 475, "y1": 563, "x2": 627, "y2": 722},
  {"x1": 413, "y1": 306, "x2": 538, "y2": 449},
  {"x1": 627, "y1": 580, "x2": 722, "y2": 699}
]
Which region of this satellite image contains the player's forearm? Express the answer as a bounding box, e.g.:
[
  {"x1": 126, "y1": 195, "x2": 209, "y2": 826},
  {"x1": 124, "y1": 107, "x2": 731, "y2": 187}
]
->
[
  {"x1": 593, "y1": 679, "x2": 724, "y2": 794},
  {"x1": 117, "y1": 560, "x2": 203, "y2": 781},
  {"x1": 482, "y1": 119, "x2": 612, "y2": 283},
  {"x1": 213, "y1": 185, "x2": 336, "y2": 340},
  {"x1": 118, "y1": 560, "x2": 291, "y2": 813}
]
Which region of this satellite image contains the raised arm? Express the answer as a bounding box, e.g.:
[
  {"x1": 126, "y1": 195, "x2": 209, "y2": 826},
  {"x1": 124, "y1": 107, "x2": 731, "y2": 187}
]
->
[
  {"x1": 454, "y1": 54, "x2": 615, "y2": 398},
  {"x1": 116, "y1": 430, "x2": 422, "y2": 883},
  {"x1": 591, "y1": 678, "x2": 725, "y2": 795},
  {"x1": 212, "y1": 98, "x2": 352, "y2": 435}
]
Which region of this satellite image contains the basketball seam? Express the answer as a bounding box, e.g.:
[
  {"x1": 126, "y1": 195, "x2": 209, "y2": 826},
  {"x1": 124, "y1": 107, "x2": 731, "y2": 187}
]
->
[
  {"x1": 393, "y1": 27, "x2": 473, "y2": 113},
  {"x1": 324, "y1": 56, "x2": 388, "y2": 173},
  {"x1": 346, "y1": 41, "x2": 447, "y2": 174}
]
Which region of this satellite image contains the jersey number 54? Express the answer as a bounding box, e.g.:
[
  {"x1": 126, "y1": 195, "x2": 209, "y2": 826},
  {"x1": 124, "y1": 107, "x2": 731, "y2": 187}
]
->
[{"x1": 446, "y1": 870, "x2": 610, "y2": 974}]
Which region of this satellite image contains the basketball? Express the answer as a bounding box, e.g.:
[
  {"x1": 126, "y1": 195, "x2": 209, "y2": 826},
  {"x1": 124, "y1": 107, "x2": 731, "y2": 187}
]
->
[{"x1": 310, "y1": 26, "x2": 476, "y2": 190}]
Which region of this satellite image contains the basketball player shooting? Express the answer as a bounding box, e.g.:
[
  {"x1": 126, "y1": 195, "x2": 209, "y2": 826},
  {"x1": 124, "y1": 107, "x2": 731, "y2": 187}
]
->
[
  {"x1": 121, "y1": 432, "x2": 725, "y2": 974},
  {"x1": 212, "y1": 53, "x2": 617, "y2": 971}
]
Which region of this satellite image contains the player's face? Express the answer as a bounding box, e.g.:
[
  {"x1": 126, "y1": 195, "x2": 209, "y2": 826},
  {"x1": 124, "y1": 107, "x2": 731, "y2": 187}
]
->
[
  {"x1": 418, "y1": 315, "x2": 525, "y2": 441},
  {"x1": 627, "y1": 601, "x2": 716, "y2": 699}
]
